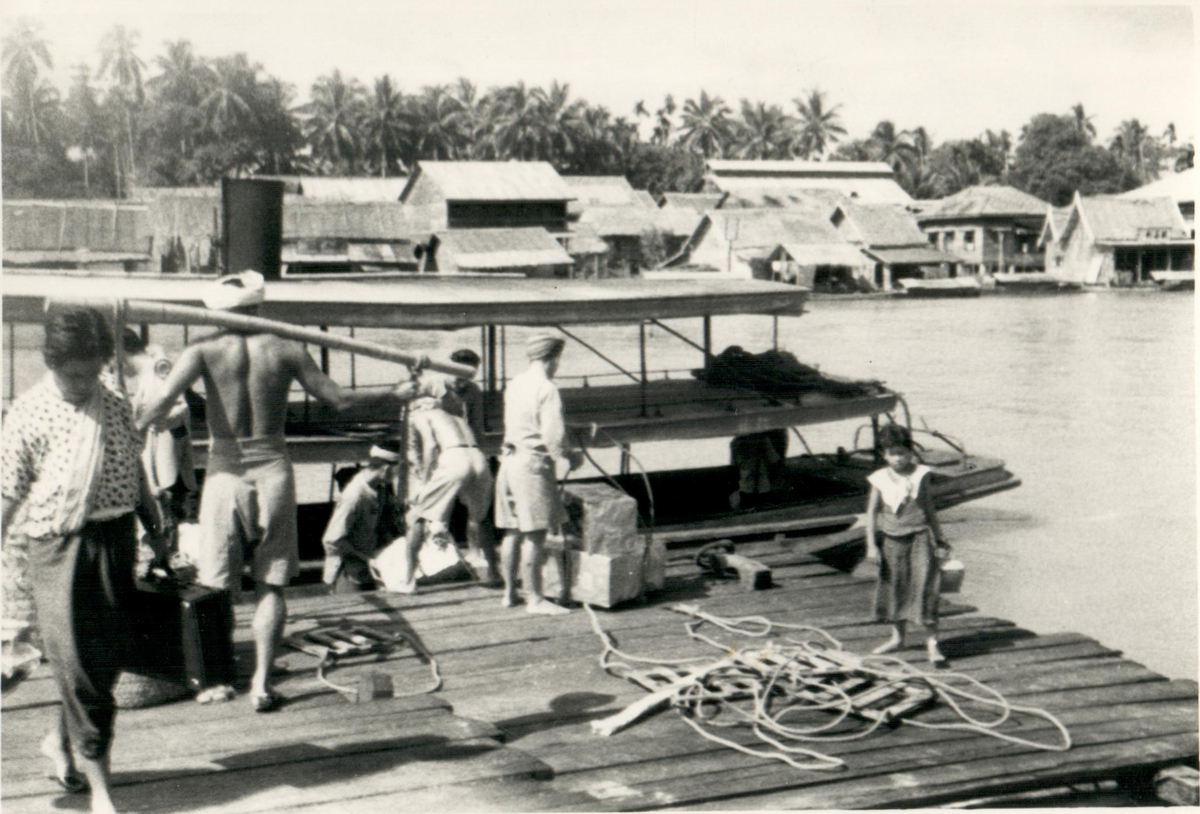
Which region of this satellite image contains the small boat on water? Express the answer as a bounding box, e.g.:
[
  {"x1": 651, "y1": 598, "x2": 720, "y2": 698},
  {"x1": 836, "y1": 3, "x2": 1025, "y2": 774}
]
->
[
  {"x1": 988, "y1": 270, "x2": 1082, "y2": 293},
  {"x1": 3, "y1": 270, "x2": 1020, "y2": 558},
  {"x1": 1150, "y1": 270, "x2": 1195, "y2": 291},
  {"x1": 894, "y1": 275, "x2": 982, "y2": 298}
]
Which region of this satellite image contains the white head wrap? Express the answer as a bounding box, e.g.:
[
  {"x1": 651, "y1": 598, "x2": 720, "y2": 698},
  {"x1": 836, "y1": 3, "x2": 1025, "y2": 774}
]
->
[
  {"x1": 204, "y1": 270, "x2": 266, "y2": 310},
  {"x1": 525, "y1": 334, "x2": 565, "y2": 361}
]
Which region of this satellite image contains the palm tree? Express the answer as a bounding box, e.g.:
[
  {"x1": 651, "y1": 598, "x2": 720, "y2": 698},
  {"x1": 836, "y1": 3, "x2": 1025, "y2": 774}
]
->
[
  {"x1": 1070, "y1": 103, "x2": 1096, "y2": 141},
  {"x1": 866, "y1": 120, "x2": 915, "y2": 172},
  {"x1": 409, "y1": 83, "x2": 469, "y2": 161},
  {"x1": 65, "y1": 64, "x2": 105, "y2": 193},
  {"x1": 678, "y1": 90, "x2": 732, "y2": 158},
  {"x1": 302, "y1": 69, "x2": 366, "y2": 173},
  {"x1": 733, "y1": 100, "x2": 793, "y2": 159},
  {"x1": 489, "y1": 81, "x2": 545, "y2": 161},
  {"x1": 982, "y1": 129, "x2": 1013, "y2": 182},
  {"x1": 652, "y1": 94, "x2": 676, "y2": 146},
  {"x1": 97, "y1": 24, "x2": 145, "y2": 192},
  {"x1": 534, "y1": 80, "x2": 582, "y2": 169},
  {"x1": 2, "y1": 18, "x2": 55, "y2": 152},
  {"x1": 448, "y1": 77, "x2": 487, "y2": 159},
  {"x1": 148, "y1": 39, "x2": 207, "y2": 159},
  {"x1": 362, "y1": 75, "x2": 406, "y2": 176},
  {"x1": 1110, "y1": 118, "x2": 1152, "y2": 183},
  {"x1": 792, "y1": 88, "x2": 846, "y2": 159},
  {"x1": 200, "y1": 54, "x2": 256, "y2": 139}
]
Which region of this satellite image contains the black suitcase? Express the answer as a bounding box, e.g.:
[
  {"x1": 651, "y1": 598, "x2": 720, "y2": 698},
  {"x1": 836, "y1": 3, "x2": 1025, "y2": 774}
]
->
[{"x1": 130, "y1": 578, "x2": 236, "y2": 692}]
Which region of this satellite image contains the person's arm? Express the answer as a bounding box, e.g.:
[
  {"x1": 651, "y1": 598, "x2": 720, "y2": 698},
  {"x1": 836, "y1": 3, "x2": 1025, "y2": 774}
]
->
[
  {"x1": 135, "y1": 468, "x2": 170, "y2": 569},
  {"x1": 1, "y1": 496, "x2": 19, "y2": 541},
  {"x1": 538, "y1": 384, "x2": 582, "y2": 472},
  {"x1": 1, "y1": 411, "x2": 34, "y2": 541},
  {"x1": 864, "y1": 485, "x2": 881, "y2": 563},
  {"x1": 137, "y1": 345, "x2": 205, "y2": 433},
  {"x1": 919, "y1": 474, "x2": 948, "y2": 551},
  {"x1": 293, "y1": 349, "x2": 418, "y2": 411}
]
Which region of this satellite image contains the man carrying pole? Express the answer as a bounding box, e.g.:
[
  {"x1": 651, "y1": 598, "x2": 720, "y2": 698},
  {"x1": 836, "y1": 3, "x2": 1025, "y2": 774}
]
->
[{"x1": 137, "y1": 270, "x2": 421, "y2": 712}]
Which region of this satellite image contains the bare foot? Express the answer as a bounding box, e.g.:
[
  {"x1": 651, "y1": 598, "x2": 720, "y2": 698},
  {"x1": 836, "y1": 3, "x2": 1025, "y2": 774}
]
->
[
  {"x1": 40, "y1": 731, "x2": 82, "y2": 792},
  {"x1": 926, "y1": 639, "x2": 946, "y2": 664},
  {"x1": 501, "y1": 594, "x2": 519, "y2": 608},
  {"x1": 526, "y1": 599, "x2": 569, "y2": 616},
  {"x1": 195, "y1": 684, "x2": 236, "y2": 704},
  {"x1": 872, "y1": 634, "x2": 903, "y2": 655},
  {"x1": 395, "y1": 579, "x2": 418, "y2": 596}
]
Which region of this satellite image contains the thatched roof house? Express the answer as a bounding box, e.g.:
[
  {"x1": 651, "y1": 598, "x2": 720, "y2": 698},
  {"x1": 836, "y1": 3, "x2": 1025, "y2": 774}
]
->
[
  {"x1": 401, "y1": 161, "x2": 574, "y2": 233},
  {"x1": 429, "y1": 227, "x2": 574, "y2": 277},
  {"x1": 1118, "y1": 168, "x2": 1195, "y2": 231},
  {"x1": 831, "y1": 202, "x2": 961, "y2": 289},
  {"x1": 3, "y1": 199, "x2": 154, "y2": 270}
]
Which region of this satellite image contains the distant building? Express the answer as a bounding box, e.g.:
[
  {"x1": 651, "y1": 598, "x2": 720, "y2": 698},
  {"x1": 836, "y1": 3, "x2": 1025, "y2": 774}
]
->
[
  {"x1": 400, "y1": 161, "x2": 574, "y2": 233},
  {"x1": 1118, "y1": 167, "x2": 1195, "y2": 236},
  {"x1": 1043, "y1": 192, "x2": 1193, "y2": 286},
  {"x1": 563, "y1": 175, "x2": 695, "y2": 272},
  {"x1": 282, "y1": 200, "x2": 425, "y2": 274},
  {"x1": 831, "y1": 202, "x2": 961, "y2": 290},
  {"x1": 660, "y1": 207, "x2": 870, "y2": 288},
  {"x1": 427, "y1": 227, "x2": 574, "y2": 277},
  {"x1": 917, "y1": 185, "x2": 1048, "y2": 276},
  {"x1": 704, "y1": 160, "x2": 913, "y2": 205},
  {"x1": 253, "y1": 175, "x2": 410, "y2": 202},
  {"x1": 2, "y1": 199, "x2": 154, "y2": 271}
]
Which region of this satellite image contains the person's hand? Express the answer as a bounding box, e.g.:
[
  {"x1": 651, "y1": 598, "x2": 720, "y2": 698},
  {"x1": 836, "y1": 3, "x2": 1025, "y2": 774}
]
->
[
  {"x1": 411, "y1": 354, "x2": 431, "y2": 374},
  {"x1": 934, "y1": 538, "x2": 951, "y2": 559}
]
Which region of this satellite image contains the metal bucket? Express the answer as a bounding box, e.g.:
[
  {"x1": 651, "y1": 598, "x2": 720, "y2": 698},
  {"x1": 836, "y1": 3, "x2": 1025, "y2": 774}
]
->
[{"x1": 940, "y1": 558, "x2": 965, "y2": 593}]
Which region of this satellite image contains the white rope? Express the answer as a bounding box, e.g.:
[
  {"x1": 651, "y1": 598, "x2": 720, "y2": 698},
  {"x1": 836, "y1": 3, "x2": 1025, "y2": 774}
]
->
[{"x1": 585, "y1": 604, "x2": 1072, "y2": 771}]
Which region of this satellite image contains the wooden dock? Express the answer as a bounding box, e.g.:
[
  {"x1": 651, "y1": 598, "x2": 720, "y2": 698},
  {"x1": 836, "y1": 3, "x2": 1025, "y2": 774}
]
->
[{"x1": 3, "y1": 538, "x2": 1196, "y2": 811}]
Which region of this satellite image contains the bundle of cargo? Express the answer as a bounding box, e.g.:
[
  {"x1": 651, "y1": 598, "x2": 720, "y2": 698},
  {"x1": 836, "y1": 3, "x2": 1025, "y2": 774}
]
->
[{"x1": 542, "y1": 483, "x2": 666, "y2": 608}]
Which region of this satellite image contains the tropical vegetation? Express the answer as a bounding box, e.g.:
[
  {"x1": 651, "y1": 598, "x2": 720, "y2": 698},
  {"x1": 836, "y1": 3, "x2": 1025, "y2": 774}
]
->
[{"x1": 2, "y1": 21, "x2": 1193, "y2": 203}]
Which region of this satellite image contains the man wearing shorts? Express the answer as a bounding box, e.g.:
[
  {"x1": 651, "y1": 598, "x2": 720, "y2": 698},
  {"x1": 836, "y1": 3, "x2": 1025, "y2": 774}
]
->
[
  {"x1": 138, "y1": 270, "x2": 418, "y2": 711},
  {"x1": 402, "y1": 387, "x2": 495, "y2": 592},
  {"x1": 494, "y1": 334, "x2": 582, "y2": 615}
]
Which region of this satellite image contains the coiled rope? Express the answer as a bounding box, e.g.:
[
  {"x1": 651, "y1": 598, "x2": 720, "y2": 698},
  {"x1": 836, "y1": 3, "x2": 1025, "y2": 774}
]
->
[{"x1": 585, "y1": 604, "x2": 1071, "y2": 772}]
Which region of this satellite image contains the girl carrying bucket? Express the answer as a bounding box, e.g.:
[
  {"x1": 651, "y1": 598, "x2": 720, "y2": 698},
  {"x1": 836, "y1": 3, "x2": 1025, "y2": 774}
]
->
[{"x1": 865, "y1": 424, "x2": 951, "y2": 664}]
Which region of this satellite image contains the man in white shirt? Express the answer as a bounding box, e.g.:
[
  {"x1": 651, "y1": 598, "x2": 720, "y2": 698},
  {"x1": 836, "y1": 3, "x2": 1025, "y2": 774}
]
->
[{"x1": 493, "y1": 335, "x2": 582, "y2": 615}]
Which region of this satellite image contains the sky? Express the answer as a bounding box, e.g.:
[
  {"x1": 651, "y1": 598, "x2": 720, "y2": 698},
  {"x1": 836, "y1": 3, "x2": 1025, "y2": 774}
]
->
[{"x1": 2, "y1": 0, "x2": 1196, "y2": 147}]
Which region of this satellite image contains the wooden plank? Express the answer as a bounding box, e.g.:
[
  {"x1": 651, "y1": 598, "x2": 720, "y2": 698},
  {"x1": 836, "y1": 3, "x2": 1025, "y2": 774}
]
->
[
  {"x1": 545, "y1": 701, "x2": 1198, "y2": 811},
  {"x1": 1, "y1": 737, "x2": 552, "y2": 814},
  {"x1": 3, "y1": 711, "x2": 500, "y2": 800}
]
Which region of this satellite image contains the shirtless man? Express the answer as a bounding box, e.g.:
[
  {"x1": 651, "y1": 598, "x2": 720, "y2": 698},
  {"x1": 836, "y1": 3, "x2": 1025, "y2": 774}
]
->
[
  {"x1": 403, "y1": 384, "x2": 496, "y2": 592},
  {"x1": 138, "y1": 271, "x2": 418, "y2": 711}
]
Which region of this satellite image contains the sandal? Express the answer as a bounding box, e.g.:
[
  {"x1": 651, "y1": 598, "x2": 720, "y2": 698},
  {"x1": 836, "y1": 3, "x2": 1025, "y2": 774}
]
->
[{"x1": 251, "y1": 690, "x2": 285, "y2": 713}]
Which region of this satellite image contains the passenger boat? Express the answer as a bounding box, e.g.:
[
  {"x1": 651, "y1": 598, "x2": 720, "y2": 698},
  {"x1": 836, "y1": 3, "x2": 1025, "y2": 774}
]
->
[
  {"x1": 989, "y1": 271, "x2": 1082, "y2": 293},
  {"x1": 894, "y1": 275, "x2": 982, "y2": 298},
  {"x1": 3, "y1": 269, "x2": 1020, "y2": 557},
  {"x1": 1150, "y1": 270, "x2": 1195, "y2": 291}
]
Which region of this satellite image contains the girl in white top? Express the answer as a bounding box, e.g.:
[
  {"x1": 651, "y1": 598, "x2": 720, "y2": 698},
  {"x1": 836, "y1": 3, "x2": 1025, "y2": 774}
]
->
[{"x1": 865, "y1": 424, "x2": 950, "y2": 664}]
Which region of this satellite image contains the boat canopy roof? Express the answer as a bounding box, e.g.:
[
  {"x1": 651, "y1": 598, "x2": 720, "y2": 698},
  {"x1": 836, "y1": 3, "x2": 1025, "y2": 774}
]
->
[{"x1": 2, "y1": 271, "x2": 807, "y2": 329}]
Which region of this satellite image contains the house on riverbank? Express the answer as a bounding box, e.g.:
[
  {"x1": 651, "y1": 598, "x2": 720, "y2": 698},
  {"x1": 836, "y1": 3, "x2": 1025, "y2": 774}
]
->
[
  {"x1": 831, "y1": 201, "x2": 961, "y2": 290},
  {"x1": 917, "y1": 185, "x2": 1048, "y2": 276},
  {"x1": 1118, "y1": 167, "x2": 1195, "y2": 237},
  {"x1": 2, "y1": 199, "x2": 154, "y2": 271},
  {"x1": 1043, "y1": 192, "x2": 1194, "y2": 286}
]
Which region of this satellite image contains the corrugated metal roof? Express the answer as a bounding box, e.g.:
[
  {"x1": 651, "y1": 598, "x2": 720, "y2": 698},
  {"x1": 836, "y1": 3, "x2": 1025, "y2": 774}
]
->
[
  {"x1": 579, "y1": 207, "x2": 662, "y2": 237},
  {"x1": 778, "y1": 243, "x2": 871, "y2": 267},
  {"x1": 707, "y1": 159, "x2": 896, "y2": 177},
  {"x1": 865, "y1": 246, "x2": 960, "y2": 265},
  {"x1": 659, "y1": 193, "x2": 727, "y2": 213},
  {"x1": 712, "y1": 174, "x2": 912, "y2": 205},
  {"x1": 403, "y1": 161, "x2": 573, "y2": 202},
  {"x1": 562, "y1": 176, "x2": 648, "y2": 209},
  {"x1": 3, "y1": 200, "x2": 152, "y2": 253},
  {"x1": 283, "y1": 200, "x2": 422, "y2": 240},
  {"x1": 1077, "y1": 195, "x2": 1190, "y2": 243},
  {"x1": 295, "y1": 177, "x2": 409, "y2": 201},
  {"x1": 436, "y1": 227, "x2": 574, "y2": 269},
  {"x1": 921, "y1": 185, "x2": 1048, "y2": 220},
  {"x1": 1118, "y1": 167, "x2": 1195, "y2": 205},
  {"x1": 835, "y1": 203, "x2": 928, "y2": 247}
]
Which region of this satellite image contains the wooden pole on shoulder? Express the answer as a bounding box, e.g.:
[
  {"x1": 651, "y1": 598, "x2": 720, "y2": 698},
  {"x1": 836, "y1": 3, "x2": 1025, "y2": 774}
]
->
[{"x1": 47, "y1": 297, "x2": 476, "y2": 378}]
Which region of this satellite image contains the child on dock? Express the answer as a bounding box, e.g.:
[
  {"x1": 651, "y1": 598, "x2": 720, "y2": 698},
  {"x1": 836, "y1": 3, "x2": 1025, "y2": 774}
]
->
[{"x1": 865, "y1": 424, "x2": 950, "y2": 664}]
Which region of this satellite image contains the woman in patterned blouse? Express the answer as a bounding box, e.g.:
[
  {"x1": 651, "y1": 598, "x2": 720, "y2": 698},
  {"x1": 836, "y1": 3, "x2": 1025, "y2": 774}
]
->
[{"x1": 2, "y1": 306, "x2": 165, "y2": 814}]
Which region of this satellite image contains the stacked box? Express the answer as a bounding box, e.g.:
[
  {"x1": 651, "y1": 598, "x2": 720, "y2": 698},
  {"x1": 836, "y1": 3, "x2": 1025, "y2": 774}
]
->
[{"x1": 561, "y1": 483, "x2": 641, "y2": 555}]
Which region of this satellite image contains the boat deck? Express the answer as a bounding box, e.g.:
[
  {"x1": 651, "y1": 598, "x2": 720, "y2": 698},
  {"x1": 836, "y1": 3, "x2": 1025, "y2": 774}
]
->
[{"x1": 3, "y1": 538, "x2": 1196, "y2": 811}]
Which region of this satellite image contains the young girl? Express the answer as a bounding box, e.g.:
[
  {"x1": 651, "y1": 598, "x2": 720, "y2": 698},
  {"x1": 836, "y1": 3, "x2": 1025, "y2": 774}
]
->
[{"x1": 865, "y1": 424, "x2": 950, "y2": 664}]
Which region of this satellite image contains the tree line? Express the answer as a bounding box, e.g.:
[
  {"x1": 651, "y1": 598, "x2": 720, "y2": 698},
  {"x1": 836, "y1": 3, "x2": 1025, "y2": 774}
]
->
[{"x1": 3, "y1": 20, "x2": 1193, "y2": 206}]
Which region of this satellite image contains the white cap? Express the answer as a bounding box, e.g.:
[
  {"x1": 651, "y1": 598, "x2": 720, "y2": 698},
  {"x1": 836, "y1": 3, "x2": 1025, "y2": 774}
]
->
[{"x1": 204, "y1": 270, "x2": 266, "y2": 310}]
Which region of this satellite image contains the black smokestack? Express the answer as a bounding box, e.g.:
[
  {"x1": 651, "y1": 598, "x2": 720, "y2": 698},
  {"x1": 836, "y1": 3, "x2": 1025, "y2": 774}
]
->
[{"x1": 222, "y1": 178, "x2": 285, "y2": 280}]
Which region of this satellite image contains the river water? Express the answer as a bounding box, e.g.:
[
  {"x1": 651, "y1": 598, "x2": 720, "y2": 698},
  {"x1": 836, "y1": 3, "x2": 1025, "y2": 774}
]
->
[{"x1": 4, "y1": 287, "x2": 1194, "y2": 678}]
